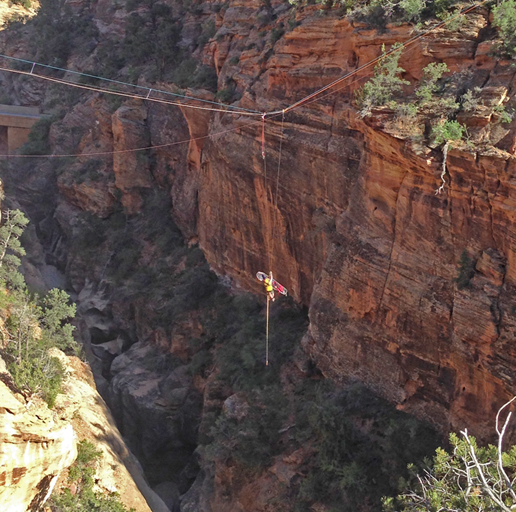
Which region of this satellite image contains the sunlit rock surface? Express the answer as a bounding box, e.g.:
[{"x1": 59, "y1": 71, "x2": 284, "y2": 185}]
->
[{"x1": 0, "y1": 361, "x2": 77, "y2": 512}]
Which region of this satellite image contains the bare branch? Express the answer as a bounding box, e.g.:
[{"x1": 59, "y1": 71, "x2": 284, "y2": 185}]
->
[
  {"x1": 496, "y1": 397, "x2": 516, "y2": 501},
  {"x1": 461, "y1": 429, "x2": 512, "y2": 512}
]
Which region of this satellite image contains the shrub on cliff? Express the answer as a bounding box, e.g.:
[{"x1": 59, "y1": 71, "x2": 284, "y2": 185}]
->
[
  {"x1": 3, "y1": 286, "x2": 77, "y2": 407},
  {"x1": 10, "y1": 0, "x2": 32, "y2": 8},
  {"x1": 383, "y1": 400, "x2": 516, "y2": 512},
  {"x1": 492, "y1": 0, "x2": 516, "y2": 58},
  {"x1": 50, "y1": 439, "x2": 136, "y2": 512},
  {"x1": 19, "y1": 118, "x2": 52, "y2": 156},
  {"x1": 122, "y1": 1, "x2": 181, "y2": 80},
  {"x1": 432, "y1": 119, "x2": 465, "y2": 146},
  {"x1": 454, "y1": 249, "x2": 475, "y2": 290},
  {"x1": 356, "y1": 44, "x2": 410, "y2": 117},
  {"x1": 28, "y1": 0, "x2": 98, "y2": 68},
  {"x1": 0, "y1": 208, "x2": 79, "y2": 407},
  {"x1": 0, "y1": 208, "x2": 29, "y2": 289}
]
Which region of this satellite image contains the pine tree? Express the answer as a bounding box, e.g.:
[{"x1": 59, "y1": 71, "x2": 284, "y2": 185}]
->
[
  {"x1": 356, "y1": 43, "x2": 410, "y2": 118},
  {"x1": 0, "y1": 209, "x2": 29, "y2": 289}
]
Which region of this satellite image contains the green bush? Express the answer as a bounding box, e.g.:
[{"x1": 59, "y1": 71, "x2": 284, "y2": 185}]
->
[
  {"x1": 40, "y1": 288, "x2": 77, "y2": 354},
  {"x1": 10, "y1": 0, "x2": 32, "y2": 8},
  {"x1": 0, "y1": 209, "x2": 79, "y2": 407},
  {"x1": 0, "y1": 209, "x2": 29, "y2": 288},
  {"x1": 384, "y1": 431, "x2": 516, "y2": 511},
  {"x1": 356, "y1": 44, "x2": 409, "y2": 117},
  {"x1": 399, "y1": 0, "x2": 425, "y2": 21},
  {"x1": 432, "y1": 119, "x2": 465, "y2": 145},
  {"x1": 454, "y1": 249, "x2": 475, "y2": 290},
  {"x1": 193, "y1": 65, "x2": 218, "y2": 91},
  {"x1": 215, "y1": 87, "x2": 235, "y2": 103},
  {"x1": 415, "y1": 62, "x2": 449, "y2": 106},
  {"x1": 51, "y1": 440, "x2": 135, "y2": 512},
  {"x1": 27, "y1": 0, "x2": 98, "y2": 68},
  {"x1": 212, "y1": 295, "x2": 306, "y2": 390},
  {"x1": 493, "y1": 104, "x2": 514, "y2": 124},
  {"x1": 74, "y1": 159, "x2": 103, "y2": 184},
  {"x1": 492, "y1": 0, "x2": 516, "y2": 57},
  {"x1": 9, "y1": 352, "x2": 65, "y2": 408},
  {"x1": 270, "y1": 26, "x2": 285, "y2": 44},
  {"x1": 198, "y1": 19, "x2": 216, "y2": 47},
  {"x1": 122, "y1": 5, "x2": 181, "y2": 80},
  {"x1": 3, "y1": 286, "x2": 78, "y2": 406},
  {"x1": 206, "y1": 386, "x2": 288, "y2": 470},
  {"x1": 293, "y1": 382, "x2": 440, "y2": 511}
]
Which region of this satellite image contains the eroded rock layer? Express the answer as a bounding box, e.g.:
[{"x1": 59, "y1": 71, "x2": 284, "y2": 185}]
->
[{"x1": 0, "y1": 375, "x2": 76, "y2": 512}]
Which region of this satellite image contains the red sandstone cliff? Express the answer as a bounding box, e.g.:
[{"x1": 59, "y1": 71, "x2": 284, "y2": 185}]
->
[{"x1": 176, "y1": 6, "x2": 516, "y2": 438}]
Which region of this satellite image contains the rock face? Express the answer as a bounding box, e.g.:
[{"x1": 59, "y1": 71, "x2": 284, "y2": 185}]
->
[
  {"x1": 50, "y1": 349, "x2": 170, "y2": 512},
  {"x1": 107, "y1": 342, "x2": 203, "y2": 500},
  {"x1": 2, "y1": 0, "x2": 516, "y2": 460},
  {"x1": 0, "y1": 347, "x2": 169, "y2": 512},
  {"x1": 0, "y1": 369, "x2": 77, "y2": 512},
  {"x1": 199, "y1": 6, "x2": 513, "y2": 434},
  {"x1": 175, "y1": 8, "x2": 516, "y2": 438}
]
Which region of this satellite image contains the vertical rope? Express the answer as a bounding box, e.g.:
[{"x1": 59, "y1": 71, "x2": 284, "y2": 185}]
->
[
  {"x1": 266, "y1": 295, "x2": 270, "y2": 366},
  {"x1": 261, "y1": 113, "x2": 272, "y2": 271},
  {"x1": 261, "y1": 113, "x2": 266, "y2": 159},
  {"x1": 270, "y1": 110, "x2": 285, "y2": 274}
]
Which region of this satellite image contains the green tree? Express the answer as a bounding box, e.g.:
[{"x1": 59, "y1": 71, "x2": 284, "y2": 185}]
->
[
  {"x1": 384, "y1": 398, "x2": 516, "y2": 512},
  {"x1": 0, "y1": 209, "x2": 77, "y2": 407},
  {"x1": 40, "y1": 288, "x2": 77, "y2": 354},
  {"x1": 432, "y1": 119, "x2": 465, "y2": 146},
  {"x1": 415, "y1": 62, "x2": 449, "y2": 106},
  {"x1": 492, "y1": 0, "x2": 516, "y2": 57},
  {"x1": 0, "y1": 209, "x2": 29, "y2": 289},
  {"x1": 356, "y1": 43, "x2": 410, "y2": 117},
  {"x1": 400, "y1": 0, "x2": 425, "y2": 21},
  {"x1": 455, "y1": 250, "x2": 475, "y2": 290}
]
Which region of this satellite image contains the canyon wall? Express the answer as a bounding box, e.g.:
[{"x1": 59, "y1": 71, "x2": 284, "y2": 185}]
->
[
  {"x1": 1, "y1": 0, "x2": 515, "y2": 469},
  {"x1": 2, "y1": 0, "x2": 516, "y2": 509},
  {"x1": 0, "y1": 349, "x2": 165, "y2": 512},
  {"x1": 169, "y1": 6, "x2": 516, "y2": 437}
]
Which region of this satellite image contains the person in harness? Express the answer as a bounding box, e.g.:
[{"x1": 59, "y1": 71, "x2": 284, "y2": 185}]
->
[
  {"x1": 256, "y1": 271, "x2": 288, "y2": 302},
  {"x1": 263, "y1": 273, "x2": 275, "y2": 301}
]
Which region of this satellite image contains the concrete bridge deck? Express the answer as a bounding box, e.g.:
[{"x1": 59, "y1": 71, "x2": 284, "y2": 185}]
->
[{"x1": 0, "y1": 104, "x2": 42, "y2": 155}]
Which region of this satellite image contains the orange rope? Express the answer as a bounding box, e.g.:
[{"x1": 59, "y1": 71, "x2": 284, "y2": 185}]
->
[
  {"x1": 0, "y1": 118, "x2": 262, "y2": 159},
  {"x1": 0, "y1": 66, "x2": 261, "y2": 117}
]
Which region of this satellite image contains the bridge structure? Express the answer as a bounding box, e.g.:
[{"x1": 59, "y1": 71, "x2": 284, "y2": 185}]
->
[{"x1": 0, "y1": 104, "x2": 42, "y2": 155}]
